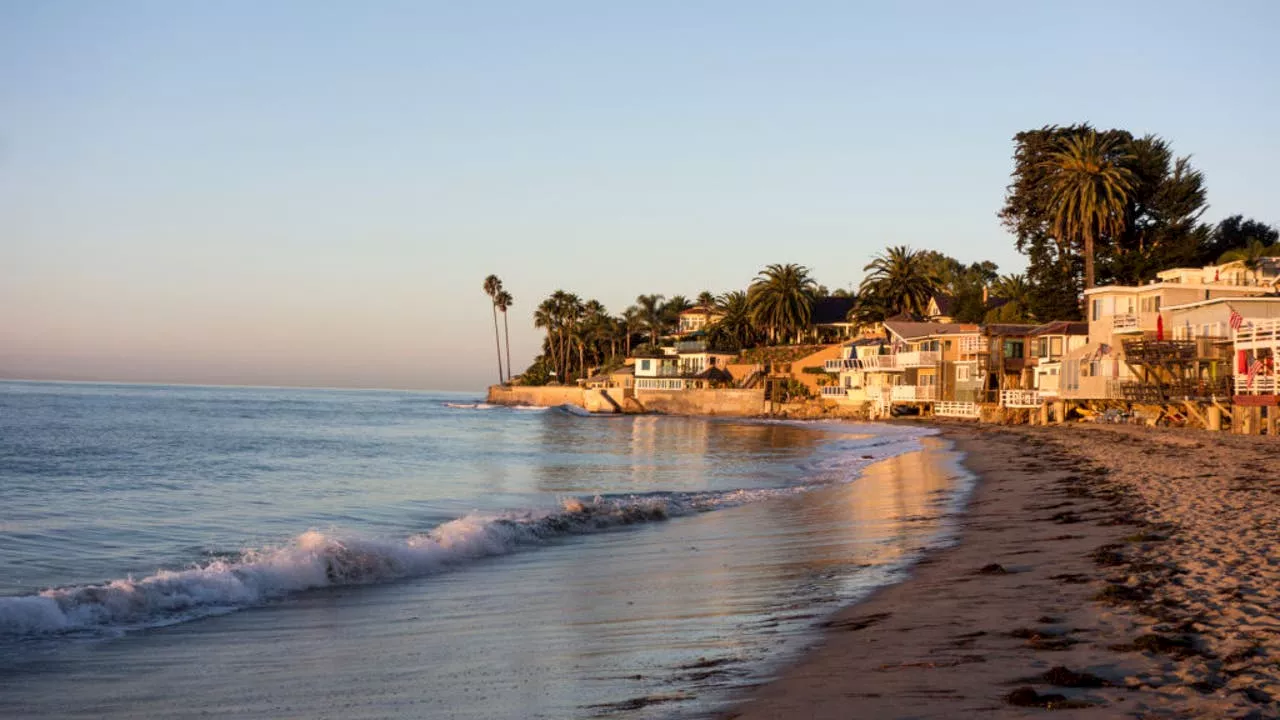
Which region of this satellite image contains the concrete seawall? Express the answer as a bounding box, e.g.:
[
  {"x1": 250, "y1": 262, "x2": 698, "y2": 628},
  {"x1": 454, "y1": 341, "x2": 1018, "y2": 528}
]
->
[{"x1": 486, "y1": 385, "x2": 874, "y2": 419}]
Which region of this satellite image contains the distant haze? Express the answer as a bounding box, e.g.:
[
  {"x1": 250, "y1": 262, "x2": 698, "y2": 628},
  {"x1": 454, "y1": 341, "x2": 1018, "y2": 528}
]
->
[{"x1": 3, "y1": 2, "x2": 1277, "y2": 390}]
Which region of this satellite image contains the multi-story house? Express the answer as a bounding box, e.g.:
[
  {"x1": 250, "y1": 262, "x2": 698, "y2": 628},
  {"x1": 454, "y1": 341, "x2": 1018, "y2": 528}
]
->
[{"x1": 1060, "y1": 262, "x2": 1277, "y2": 401}]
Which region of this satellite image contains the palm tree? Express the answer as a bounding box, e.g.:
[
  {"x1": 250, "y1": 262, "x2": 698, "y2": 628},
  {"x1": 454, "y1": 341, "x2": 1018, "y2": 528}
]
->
[
  {"x1": 709, "y1": 290, "x2": 757, "y2": 350},
  {"x1": 991, "y1": 274, "x2": 1031, "y2": 309},
  {"x1": 1218, "y1": 239, "x2": 1280, "y2": 286},
  {"x1": 634, "y1": 294, "x2": 667, "y2": 345},
  {"x1": 483, "y1": 275, "x2": 504, "y2": 384},
  {"x1": 747, "y1": 263, "x2": 817, "y2": 344},
  {"x1": 621, "y1": 306, "x2": 642, "y2": 356},
  {"x1": 495, "y1": 290, "x2": 513, "y2": 382},
  {"x1": 858, "y1": 246, "x2": 939, "y2": 318},
  {"x1": 695, "y1": 290, "x2": 716, "y2": 307},
  {"x1": 1041, "y1": 131, "x2": 1138, "y2": 290}
]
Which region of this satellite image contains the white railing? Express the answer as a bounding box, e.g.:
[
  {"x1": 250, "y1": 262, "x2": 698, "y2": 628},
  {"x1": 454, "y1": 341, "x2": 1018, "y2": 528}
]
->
[
  {"x1": 1001, "y1": 389, "x2": 1043, "y2": 407},
  {"x1": 1235, "y1": 375, "x2": 1277, "y2": 395},
  {"x1": 935, "y1": 401, "x2": 980, "y2": 418},
  {"x1": 635, "y1": 378, "x2": 685, "y2": 391},
  {"x1": 896, "y1": 351, "x2": 940, "y2": 368},
  {"x1": 820, "y1": 385, "x2": 848, "y2": 398},
  {"x1": 958, "y1": 336, "x2": 988, "y2": 355},
  {"x1": 861, "y1": 355, "x2": 900, "y2": 371},
  {"x1": 824, "y1": 358, "x2": 859, "y2": 372},
  {"x1": 890, "y1": 385, "x2": 936, "y2": 401},
  {"x1": 1234, "y1": 318, "x2": 1280, "y2": 348},
  {"x1": 1112, "y1": 313, "x2": 1141, "y2": 333}
]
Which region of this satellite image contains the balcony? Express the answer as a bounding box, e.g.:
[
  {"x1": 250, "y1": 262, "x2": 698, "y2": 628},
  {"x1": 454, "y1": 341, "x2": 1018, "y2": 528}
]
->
[
  {"x1": 890, "y1": 385, "x2": 936, "y2": 401},
  {"x1": 1234, "y1": 318, "x2": 1280, "y2": 348},
  {"x1": 958, "y1": 336, "x2": 988, "y2": 355},
  {"x1": 1112, "y1": 313, "x2": 1142, "y2": 333},
  {"x1": 824, "y1": 358, "x2": 859, "y2": 372},
  {"x1": 1001, "y1": 389, "x2": 1043, "y2": 407},
  {"x1": 635, "y1": 378, "x2": 685, "y2": 391},
  {"x1": 895, "y1": 351, "x2": 940, "y2": 368},
  {"x1": 935, "y1": 401, "x2": 980, "y2": 418},
  {"x1": 675, "y1": 340, "x2": 708, "y2": 353},
  {"x1": 1236, "y1": 375, "x2": 1277, "y2": 395},
  {"x1": 860, "y1": 355, "x2": 900, "y2": 371},
  {"x1": 820, "y1": 385, "x2": 849, "y2": 398}
]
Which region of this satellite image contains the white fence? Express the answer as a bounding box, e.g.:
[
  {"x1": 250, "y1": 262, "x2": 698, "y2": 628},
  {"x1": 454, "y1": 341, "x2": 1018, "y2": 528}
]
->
[
  {"x1": 820, "y1": 385, "x2": 848, "y2": 398},
  {"x1": 1001, "y1": 389, "x2": 1043, "y2": 407},
  {"x1": 934, "y1": 401, "x2": 980, "y2": 418},
  {"x1": 635, "y1": 378, "x2": 685, "y2": 391}
]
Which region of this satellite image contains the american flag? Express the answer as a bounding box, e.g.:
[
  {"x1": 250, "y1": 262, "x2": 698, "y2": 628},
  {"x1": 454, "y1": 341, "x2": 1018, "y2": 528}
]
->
[
  {"x1": 1246, "y1": 358, "x2": 1265, "y2": 388},
  {"x1": 1229, "y1": 307, "x2": 1244, "y2": 331}
]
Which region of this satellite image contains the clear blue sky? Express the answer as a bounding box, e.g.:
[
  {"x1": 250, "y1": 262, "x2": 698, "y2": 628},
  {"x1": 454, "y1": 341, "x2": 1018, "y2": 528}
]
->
[{"x1": 2, "y1": 1, "x2": 1277, "y2": 390}]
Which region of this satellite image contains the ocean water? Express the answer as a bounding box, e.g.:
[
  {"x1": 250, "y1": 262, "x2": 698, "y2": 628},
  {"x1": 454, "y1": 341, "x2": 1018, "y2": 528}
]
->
[{"x1": 0, "y1": 381, "x2": 970, "y2": 718}]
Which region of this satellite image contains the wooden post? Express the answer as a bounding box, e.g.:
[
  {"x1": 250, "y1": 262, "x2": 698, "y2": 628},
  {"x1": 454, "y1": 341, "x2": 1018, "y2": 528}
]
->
[
  {"x1": 1265, "y1": 406, "x2": 1278, "y2": 437},
  {"x1": 1251, "y1": 406, "x2": 1264, "y2": 436},
  {"x1": 1207, "y1": 405, "x2": 1222, "y2": 432},
  {"x1": 1054, "y1": 401, "x2": 1067, "y2": 424},
  {"x1": 1039, "y1": 402, "x2": 1049, "y2": 426}
]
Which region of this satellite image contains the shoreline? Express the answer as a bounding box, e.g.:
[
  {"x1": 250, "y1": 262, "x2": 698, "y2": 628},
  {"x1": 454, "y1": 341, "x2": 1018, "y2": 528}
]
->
[{"x1": 723, "y1": 423, "x2": 1280, "y2": 718}]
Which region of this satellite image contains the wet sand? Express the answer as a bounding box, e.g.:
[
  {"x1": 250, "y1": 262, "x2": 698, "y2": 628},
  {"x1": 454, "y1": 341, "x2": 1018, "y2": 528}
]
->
[{"x1": 727, "y1": 423, "x2": 1280, "y2": 719}]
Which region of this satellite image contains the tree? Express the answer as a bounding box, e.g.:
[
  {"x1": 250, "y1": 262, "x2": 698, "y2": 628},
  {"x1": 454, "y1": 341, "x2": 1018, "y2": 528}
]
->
[
  {"x1": 483, "y1": 275, "x2": 504, "y2": 385},
  {"x1": 985, "y1": 274, "x2": 1033, "y2": 323},
  {"x1": 533, "y1": 290, "x2": 584, "y2": 382},
  {"x1": 621, "y1": 306, "x2": 642, "y2": 356},
  {"x1": 1041, "y1": 130, "x2": 1138, "y2": 290},
  {"x1": 747, "y1": 263, "x2": 817, "y2": 344},
  {"x1": 1219, "y1": 239, "x2": 1280, "y2": 286},
  {"x1": 661, "y1": 295, "x2": 692, "y2": 330},
  {"x1": 634, "y1": 294, "x2": 666, "y2": 345},
  {"x1": 858, "y1": 246, "x2": 940, "y2": 318},
  {"x1": 495, "y1": 290, "x2": 513, "y2": 383},
  {"x1": 695, "y1": 290, "x2": 716, "y2": 307},
  {"x1": 708, "y1": 290, "x2": 758, "y2": 350},
  {"x1": 1200, "y1": 216, "x2": 1279, "y2": 265}
]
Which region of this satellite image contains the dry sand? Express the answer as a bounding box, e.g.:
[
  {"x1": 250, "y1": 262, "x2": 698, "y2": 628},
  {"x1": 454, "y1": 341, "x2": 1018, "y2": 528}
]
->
[{"x1": 726, "y1": 423, "x2": 1280, "y2": 719}]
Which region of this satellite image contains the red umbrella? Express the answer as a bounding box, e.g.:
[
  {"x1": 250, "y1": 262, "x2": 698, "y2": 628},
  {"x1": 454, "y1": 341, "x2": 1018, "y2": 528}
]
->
[{"x1": 1156, "y1": 314, "x2": 1164, "y2": 341}]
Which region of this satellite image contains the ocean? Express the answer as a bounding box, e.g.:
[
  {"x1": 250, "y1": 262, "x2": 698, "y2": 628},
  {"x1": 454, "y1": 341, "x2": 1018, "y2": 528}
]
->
[{"x1": 0, "y1": 381, "x2": 970, "y2": 719}]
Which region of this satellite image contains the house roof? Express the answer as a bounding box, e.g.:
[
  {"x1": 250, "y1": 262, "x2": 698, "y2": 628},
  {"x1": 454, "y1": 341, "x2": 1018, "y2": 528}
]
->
[
  {"x1": 844, "y1": 337, "x2": 888, "y2": 348},
  {"x1": 1027, "y1": 321, "x2": 1089, "y2": 336},
  {"x1": 929, "y1": 294, "x2": 956, "y2": 316},
  {"x1": 811, "y1": 296, "x2": 857, "y2": 325},
  {"x1": 883, "y1": 320, "x2": 979, "y2": 340},
  {"x1": 630, "y1": 349, "x2": 668, "y2": 359},
  {"x1": 982, "y1": 323, "x2": 1039, "y2": 337},
  {"x1": 692, "y1": 366, "x2": 734, "y2": 382},
  {"x1": 610, "y1": 365, "x2": 635, "y2": 376},
  {"x1": 678, "y1": 305, "x2": 722, "y2": 316}
]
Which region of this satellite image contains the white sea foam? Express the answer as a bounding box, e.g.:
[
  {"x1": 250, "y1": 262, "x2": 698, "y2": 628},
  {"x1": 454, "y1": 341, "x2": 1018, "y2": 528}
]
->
[{"x1": 0, "y1": 489, "x2": 802, "y2": 638}]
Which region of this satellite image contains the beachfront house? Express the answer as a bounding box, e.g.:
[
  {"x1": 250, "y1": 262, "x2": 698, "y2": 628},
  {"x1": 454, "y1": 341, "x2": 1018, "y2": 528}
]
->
[
  {"x1": 1232, "y1": 303, "x2": 1280, "y2": 401},
  {"x1": 808, "y1": 296, "x2": 859, "y2": 342},
  {"x1": 1026, "y1": 321, "x2": 1089, "y2": 400},
  {"x1": 677, "y1": 305, "x2": 725, "y2": 335},
  {"x1": 821, "y1": 337, "x2": 898, "y2": 407},
  {"x1": 1060, "y1": 262, "x2": 1277, "y2": 402},
  {"x1": 882, "y1": 320, "x2": 980, "y2": 406},
  {"x1": 632, "y1": 341, "x2": 737, "y2": 393}
]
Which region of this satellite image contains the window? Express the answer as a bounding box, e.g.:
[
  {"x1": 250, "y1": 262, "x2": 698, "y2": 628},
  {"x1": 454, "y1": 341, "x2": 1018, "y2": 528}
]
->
[
  {"x1": 640, "y1": 359, "x2": 651, "y2": 371},
  {"x1": 1092, "y1": 299, "x2": 1102, "y2": 321},
  {"x1": 1003, "y1": 340, "x2": 1024, "y2": 359},
  {"x1": 957, "y1": 365, "x2": 972, "y2": 382},
  {"x1": 1050, "y1": 337, "x2": 1063, "y2": 357},
  {"x1": 944, "y1": 340, "x2": 952, "y2": 351}
]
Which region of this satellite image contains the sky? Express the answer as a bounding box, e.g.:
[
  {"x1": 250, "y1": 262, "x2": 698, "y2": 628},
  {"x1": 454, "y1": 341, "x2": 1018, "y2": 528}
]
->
[{"x1": 2, "y1": 1, "x2": 1278, "y2": 391}]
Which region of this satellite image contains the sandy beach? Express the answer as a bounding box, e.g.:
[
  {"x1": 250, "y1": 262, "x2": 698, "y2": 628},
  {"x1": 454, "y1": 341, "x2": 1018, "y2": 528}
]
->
[{"x1": 727, "y1": 423, "x2": 1280, "y2": 719}]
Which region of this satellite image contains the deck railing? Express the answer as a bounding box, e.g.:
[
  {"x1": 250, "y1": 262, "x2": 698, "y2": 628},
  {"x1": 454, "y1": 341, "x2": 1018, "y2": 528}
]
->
[
  {"x1": 1112, "y1": 313, "x2": 1142, "y2": 333},
  {"x1": 1235, "y1": 375, "x2": 1277, "y2": 395},
  {"x1": 1234, "y1": 318, "x2": 1280, "y2": 348},
  {"x1": 896, "y1": 350, "x2": 940, "y2": 368},
  {"x1": 890, "y1": 385, "x2": 936, "y2": 401},
  {"x1": 824, "y1": 358, "x2": 859, "y2": 372},
  {"x1": 958, "y1": 336, "x2": 988, "y2": 355},
  {"x1": 635, "y1": 378, "x2": 686, "y2": 391},
  {"x1": 820, "y1": 385, "x2": 848, "y2": 398},
  {"x1": 1001, "y1": 389, "x2": 1043, "y2": 407}
]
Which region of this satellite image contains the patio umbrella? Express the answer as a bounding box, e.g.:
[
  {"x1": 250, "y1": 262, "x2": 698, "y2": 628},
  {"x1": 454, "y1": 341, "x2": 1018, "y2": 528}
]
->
[{"x1": 1156, "y1": 314, "x2": 1164, "y2": 341}]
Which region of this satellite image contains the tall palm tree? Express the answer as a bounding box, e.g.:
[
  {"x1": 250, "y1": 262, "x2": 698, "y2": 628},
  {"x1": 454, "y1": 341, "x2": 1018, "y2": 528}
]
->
[
  {"x1": 1218, "y1": 239, "x2": 1280, "y2": 286},
  {"x1": 858, "y1": 246, "x2": 939, "y2": 318},
  {"x1": 634, "y1": 294, "x2": 666, "y2": 345},
  {"x1": 710, "y1": 290, "x2": 757, "y2": 350},
  {"x1": 695, "y1": 290, "x2": 716, "y2": 307},
  {"x1": 1041, "y1": 131, "x2": 1138, "y2": 290},
  {"x1": 495, "y1": 290, "x2": 513, "y2": 382},
  {"x1": 482, "y1": 275, "x2": 504, "y2": 384},
  {"x1": 621, "y1": 306, "x2": 642, "y2": 355},
  {"x1": 747, "y1": 263, "x2": 817, "y2": 344}
]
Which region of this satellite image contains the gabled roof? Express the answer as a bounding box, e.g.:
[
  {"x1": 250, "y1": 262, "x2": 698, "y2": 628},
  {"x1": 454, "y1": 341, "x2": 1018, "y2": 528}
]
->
[
  {"x1": 844, "y1": 337, "x2": 888, "y2": 348},
  {"x1": 982, "y1": 323, "x2": 1039, "y2": 337},
  {"x1": 1028, "y1": 321, "x2": 1089, "y2": 336},
  {"x1": 929, "y1": 294, "x2": 956, "y2": 316},
  {"x1": 692, "y1": 366, "x2": 735, "y2": 382},
  {"x1": 678, "y1": 305, "x2": 722, "y2": 316},
  {"x1": 811, "y1": 296, "x2": 857, "y2": 325},
  {"x1": 884, "y1": 320, "x2": 979, "y2": 340}
]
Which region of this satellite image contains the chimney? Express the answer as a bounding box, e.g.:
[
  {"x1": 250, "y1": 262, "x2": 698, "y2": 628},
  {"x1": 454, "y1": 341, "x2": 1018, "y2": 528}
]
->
[{"x1": 982, "y1": 285, "x2": 989, "y2": 304}]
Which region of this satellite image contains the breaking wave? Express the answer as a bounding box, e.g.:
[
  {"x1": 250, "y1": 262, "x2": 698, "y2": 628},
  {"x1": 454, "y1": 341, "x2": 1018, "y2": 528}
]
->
[{"x1": 0, "y1": 489, "x2": 803, "y2": 638}]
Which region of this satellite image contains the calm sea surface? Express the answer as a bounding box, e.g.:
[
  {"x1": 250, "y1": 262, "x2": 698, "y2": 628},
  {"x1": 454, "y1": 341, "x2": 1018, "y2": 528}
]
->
[{"x1": 0, "y1": 381, "x2": 969, "y2": 718}]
